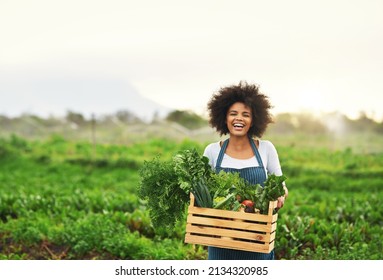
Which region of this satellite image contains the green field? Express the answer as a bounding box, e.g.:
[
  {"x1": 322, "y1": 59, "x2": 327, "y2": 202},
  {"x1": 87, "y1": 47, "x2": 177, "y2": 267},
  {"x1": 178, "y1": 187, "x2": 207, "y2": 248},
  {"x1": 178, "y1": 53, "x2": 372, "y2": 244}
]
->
[{"x1": 0, "y1": 133, "x2": 382, "y2": 260}]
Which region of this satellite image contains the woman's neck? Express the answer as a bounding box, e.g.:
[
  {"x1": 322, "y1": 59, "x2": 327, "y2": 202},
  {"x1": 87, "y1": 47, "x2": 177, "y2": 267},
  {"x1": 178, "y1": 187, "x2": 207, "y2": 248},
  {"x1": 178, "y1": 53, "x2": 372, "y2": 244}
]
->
[
  {"x1": 229, "y1": 135, "x2": 250, "y2": 149},
  {"x1": 225, "y1": 135, "x2": 254, "y2": 159}
]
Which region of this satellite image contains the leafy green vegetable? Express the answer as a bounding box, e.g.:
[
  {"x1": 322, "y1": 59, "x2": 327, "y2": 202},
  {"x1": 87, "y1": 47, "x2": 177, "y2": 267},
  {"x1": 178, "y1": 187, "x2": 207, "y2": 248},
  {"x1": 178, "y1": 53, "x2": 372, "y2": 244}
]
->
[
  {"x1": 138, "y1": 148, "x2": 287, "y2": 232},
  {"x1": 213, "y1": 193, "x2": 240, "y2": 210},
  {"x1": 209, "y1": 171, "x2": 287, "y2": 214},
  {"x1": 173, "y1": 149, "x2": 212, "y2": 194},
  {"x1": 191, "y1": 178, "x2": 213, "y2": 208},
  {"x1": 138, "y1": 148, "x2": 213, "y2": 231},
  {"x1": 253, "y1": 174, "x2": 287, "y2": 214},
  {"x1": 138, "y1": 156, "x2": 189, "y2": 231}
]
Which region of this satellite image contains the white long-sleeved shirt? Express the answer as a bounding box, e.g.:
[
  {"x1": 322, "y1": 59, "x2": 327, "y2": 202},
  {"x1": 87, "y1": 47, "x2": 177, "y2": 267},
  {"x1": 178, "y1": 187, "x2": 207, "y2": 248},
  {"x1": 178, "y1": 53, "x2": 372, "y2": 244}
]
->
[{"x1": 203, "y1": 139, "x2": 283, "y2": 177}]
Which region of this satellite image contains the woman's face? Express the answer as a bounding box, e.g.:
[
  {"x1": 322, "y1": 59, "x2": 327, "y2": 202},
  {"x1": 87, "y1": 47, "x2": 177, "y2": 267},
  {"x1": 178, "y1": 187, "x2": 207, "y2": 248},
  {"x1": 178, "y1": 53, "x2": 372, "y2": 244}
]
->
[{"x1": 226, "y1": 102, "x2": 253, "y2": 137}]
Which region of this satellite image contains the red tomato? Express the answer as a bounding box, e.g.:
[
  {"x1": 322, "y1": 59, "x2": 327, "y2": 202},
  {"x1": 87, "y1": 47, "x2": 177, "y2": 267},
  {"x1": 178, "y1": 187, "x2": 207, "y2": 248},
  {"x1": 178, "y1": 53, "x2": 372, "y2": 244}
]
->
[
  {"x1": 241, "y1": 200, "x2": 254, "y2": 207},
  {"x1": 241, "y1": 200, "x2": 255, "y2": 213}
]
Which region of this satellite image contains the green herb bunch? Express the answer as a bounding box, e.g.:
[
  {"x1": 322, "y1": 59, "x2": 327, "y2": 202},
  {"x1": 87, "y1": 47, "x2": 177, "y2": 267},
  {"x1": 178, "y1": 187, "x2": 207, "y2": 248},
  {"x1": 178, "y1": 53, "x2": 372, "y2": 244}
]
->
[
  {"x1": 253, "y1": 174, "x2": 287, "y2": 214},
  {"x1": 138, "y1": 149, "x2": 213, "y2": 231},
  {"x1": 138, "y1": 148, "x2": 287, "y2": 232},
  {"x1": 138, "y1": 155, "x2": 190, "y2": 231}
]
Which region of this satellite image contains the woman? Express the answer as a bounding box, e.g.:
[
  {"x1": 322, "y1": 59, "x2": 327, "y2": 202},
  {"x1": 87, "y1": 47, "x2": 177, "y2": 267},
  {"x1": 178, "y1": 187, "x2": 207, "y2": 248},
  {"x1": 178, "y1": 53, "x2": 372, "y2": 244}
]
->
[{"x1": 203, "y1": 81, "x2": 288, "y2": 260}]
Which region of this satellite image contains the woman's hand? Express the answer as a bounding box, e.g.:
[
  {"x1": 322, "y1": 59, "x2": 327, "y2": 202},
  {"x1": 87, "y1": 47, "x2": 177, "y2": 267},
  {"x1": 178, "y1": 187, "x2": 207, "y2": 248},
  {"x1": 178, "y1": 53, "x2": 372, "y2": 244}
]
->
[{"x1": 277, "y1": 184, "x2": 288, "y2": 209}]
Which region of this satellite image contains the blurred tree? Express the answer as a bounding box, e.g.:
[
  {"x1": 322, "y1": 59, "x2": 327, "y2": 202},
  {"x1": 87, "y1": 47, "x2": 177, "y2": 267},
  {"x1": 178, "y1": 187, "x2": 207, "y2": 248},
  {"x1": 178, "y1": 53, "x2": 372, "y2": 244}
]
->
[
  {"x1": 352, "y1": 111, "x2": 377, "y2": 132},
  {"x1": 374, "y1": 122, "x2": 383, "y2": 134},
  {"x1": 166, "y1": 110, "x2": 207, "y2": 130},
  {"x1": 294, "y1": 113, "x2": 327, "y2": 134},
  {"x1": 270, "y1": 112, "x2": 327, "y2": 135},
  {"x1": 65, "y1": 111, "x2": 86, "y2": 126},
  {"x1": 115, "y1": 110, "x2": 142, "y2": 123},
  {"x1": 269, "y1": 113, "x2": 297, "y2": 134},
  {"x1": 0, "y1": 115, "x2": 12, "y2": 128}
]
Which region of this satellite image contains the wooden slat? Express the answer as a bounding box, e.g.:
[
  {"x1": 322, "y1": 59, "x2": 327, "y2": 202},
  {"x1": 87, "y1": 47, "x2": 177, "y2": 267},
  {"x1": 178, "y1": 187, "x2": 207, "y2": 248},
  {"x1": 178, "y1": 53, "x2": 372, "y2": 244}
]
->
[
  {"x1": 188, "y1": 205, "x2": 277, "y2": 223},
  {"x1": 185, "y1": 224, "x2": 275, "y2": 243},
  {"x1": 185, "y1": 193, "x2": 278, "y2": 253},
  {"x1": 185, "y1": 233, "x2": 275, "y2": 253},
  {"x1": 268, "y1": 200, "x2": 279, "y2": 215},
  {"x1": 271, "y1": 213, "x2": 278, "y2": 223},
  {"x1": 186, "y1": 215, "x2": 276, "y2": 233}
]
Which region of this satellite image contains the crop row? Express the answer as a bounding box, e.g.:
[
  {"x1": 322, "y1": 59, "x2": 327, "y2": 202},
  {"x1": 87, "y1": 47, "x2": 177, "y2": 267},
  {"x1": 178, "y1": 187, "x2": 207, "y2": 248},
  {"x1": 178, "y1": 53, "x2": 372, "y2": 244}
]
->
[{"x1": 0, "y1": 135, "x2": 382, "y2": 259}]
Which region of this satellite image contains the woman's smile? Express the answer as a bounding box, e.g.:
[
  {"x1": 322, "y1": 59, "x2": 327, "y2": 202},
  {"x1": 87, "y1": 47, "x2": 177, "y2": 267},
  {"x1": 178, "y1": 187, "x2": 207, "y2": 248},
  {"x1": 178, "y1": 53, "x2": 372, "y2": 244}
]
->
[{"x1": 226, "y1": 102, "x2": 252, "y2": 136}]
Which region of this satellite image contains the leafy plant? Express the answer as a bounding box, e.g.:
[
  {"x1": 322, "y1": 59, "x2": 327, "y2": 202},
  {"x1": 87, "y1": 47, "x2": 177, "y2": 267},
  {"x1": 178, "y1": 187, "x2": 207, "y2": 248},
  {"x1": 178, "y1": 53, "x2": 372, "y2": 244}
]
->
[
  {"x1": 173, "y1": 148, "x2": 212, "y2": 194},
  {"x1": 138, "y1": 148, "x2": 288, "y2": 233},
  {"x1": 1, "y1": 135, "x2": 383, "y2": 260},
  {"x1": 253, "y1": 174, "x2": 287, "y2": 214},
  {"x1": 138, "y1": 156, "x2": 188, "y2": 231}
]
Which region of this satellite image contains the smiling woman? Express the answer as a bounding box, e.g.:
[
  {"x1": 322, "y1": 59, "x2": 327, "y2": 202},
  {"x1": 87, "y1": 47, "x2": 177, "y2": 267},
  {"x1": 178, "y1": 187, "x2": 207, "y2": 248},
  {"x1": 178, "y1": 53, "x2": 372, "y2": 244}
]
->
[
  {"x1": 226, "y1": 102, "x2": 253, "y2": 137},
  {"x1": 203, "y1": 81, "x2": 288, "y2": 260},
  {"x1": 207, "y1": 82, "x2": 274, "y2": 138}
]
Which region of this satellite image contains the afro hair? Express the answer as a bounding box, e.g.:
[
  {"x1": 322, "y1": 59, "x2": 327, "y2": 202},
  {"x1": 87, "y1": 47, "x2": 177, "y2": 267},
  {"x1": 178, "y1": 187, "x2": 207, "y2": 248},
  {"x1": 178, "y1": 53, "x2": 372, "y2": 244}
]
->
[{"x1": 207, "y1": 81, "x2": 274, "y2": 137}]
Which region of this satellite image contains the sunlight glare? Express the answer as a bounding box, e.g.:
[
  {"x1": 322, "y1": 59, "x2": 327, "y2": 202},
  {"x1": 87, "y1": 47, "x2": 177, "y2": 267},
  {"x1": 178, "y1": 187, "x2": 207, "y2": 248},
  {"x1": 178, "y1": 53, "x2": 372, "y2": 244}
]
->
[{"x1": 298, "y1": 90, "x2": 325, "y2": 115}]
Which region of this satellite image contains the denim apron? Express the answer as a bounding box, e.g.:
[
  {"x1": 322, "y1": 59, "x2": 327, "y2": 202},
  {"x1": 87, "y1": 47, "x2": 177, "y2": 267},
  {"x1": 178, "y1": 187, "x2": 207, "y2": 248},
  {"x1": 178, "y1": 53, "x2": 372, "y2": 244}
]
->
[{"x1": 208, "y1": 137, "x2": 275, "y2": 260}]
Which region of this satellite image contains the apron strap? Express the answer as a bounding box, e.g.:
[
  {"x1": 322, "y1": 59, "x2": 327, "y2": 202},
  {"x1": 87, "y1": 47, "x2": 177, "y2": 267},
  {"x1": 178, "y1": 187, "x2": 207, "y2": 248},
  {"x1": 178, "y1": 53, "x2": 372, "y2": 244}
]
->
[
  {"x1": 216, "y1": 137, "x2": 265, "y2": 168},
  {"x1": 216, "y1": 139, "x2": 229, "y2": 168},
  {"x1": 249, "y1": 137, "x2": 265, "y2": 168}
]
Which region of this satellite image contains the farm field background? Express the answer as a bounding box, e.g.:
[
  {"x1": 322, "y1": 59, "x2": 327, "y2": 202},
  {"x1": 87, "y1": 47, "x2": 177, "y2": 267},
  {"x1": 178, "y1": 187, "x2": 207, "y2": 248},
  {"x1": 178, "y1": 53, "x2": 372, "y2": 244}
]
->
[{"x1": 0, "y1": 129, "x2": 382, "y2": 260}]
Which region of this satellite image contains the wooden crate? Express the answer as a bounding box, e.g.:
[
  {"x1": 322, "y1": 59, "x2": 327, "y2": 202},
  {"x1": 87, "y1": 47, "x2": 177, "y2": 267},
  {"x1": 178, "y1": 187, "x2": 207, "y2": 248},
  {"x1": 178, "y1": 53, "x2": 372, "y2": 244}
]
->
[{"x1": 184, "y1": 193, "x2": 278, "y2": 253}]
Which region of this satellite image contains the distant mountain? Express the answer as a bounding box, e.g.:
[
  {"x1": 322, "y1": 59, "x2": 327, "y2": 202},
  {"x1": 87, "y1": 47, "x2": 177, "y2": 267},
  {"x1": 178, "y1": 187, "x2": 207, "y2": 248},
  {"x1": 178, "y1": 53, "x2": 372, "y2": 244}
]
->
[{"x1": 0, "y1": 77, "x2": 173, "y2": 121}]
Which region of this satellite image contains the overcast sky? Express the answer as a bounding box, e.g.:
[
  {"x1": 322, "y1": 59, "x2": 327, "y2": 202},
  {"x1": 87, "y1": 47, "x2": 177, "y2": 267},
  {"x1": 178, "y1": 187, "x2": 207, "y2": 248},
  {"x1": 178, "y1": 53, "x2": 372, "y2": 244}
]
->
[{"x1": 1, "y1": 0, "x2": 382, "y2": 121}]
